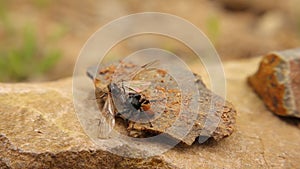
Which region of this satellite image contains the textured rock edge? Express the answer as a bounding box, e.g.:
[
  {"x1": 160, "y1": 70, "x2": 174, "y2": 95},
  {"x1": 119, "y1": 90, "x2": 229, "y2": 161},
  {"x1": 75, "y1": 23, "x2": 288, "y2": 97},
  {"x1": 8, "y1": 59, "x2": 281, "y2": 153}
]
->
[
  {"x1": 248, "y1": 49, "x2": 300, "y2": 117},
  {"x1": 0, "y1": 134, "x2": 176, "y2": 169}
]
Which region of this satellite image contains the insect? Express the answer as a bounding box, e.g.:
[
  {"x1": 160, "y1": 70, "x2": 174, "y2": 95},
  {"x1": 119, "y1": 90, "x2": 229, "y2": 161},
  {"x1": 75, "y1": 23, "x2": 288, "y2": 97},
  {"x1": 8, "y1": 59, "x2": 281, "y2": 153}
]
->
[{"x1": 87, "y1": 61, "x2": 158, "y2": 138}]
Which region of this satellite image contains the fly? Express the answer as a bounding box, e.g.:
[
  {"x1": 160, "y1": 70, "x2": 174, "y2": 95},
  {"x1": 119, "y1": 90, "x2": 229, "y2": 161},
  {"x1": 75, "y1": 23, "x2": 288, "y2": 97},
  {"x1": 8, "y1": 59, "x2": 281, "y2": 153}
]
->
[{"x1": 87, "y1": 61, "x2": 158, "y2": 138}]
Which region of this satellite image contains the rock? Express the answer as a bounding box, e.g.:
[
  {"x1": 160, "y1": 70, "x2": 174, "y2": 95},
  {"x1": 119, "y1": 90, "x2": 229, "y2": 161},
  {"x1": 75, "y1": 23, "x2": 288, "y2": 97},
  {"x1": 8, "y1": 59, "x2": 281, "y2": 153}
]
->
[
  {"x1": 255, "y1": 11, "x2": 285, "y2": 37},
  {"x1": 217, "y1": 0, "x2": 284, "y2": 12},
  {"x1": 89, "y1": 62, "x2": 236, "y2": 145},
  {"x1": 0, "y1": 79, "x2": 173, "y2": 168},
  {"x1": 217, "y1": 0, "x2": 250, "y2": 11},
  {"x1": 248, "y1": 49, "x2": 300, "y2": 118},
  {"x1": 1, "y1": 58, "x2": 300, "y2": 168}
]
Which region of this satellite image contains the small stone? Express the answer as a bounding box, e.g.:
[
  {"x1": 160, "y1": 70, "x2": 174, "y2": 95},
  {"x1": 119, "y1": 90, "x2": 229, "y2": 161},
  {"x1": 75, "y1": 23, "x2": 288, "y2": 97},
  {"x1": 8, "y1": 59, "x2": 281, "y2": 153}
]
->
[
  {"x1": 248, "y1": 48, "x2": 300, "y2": 118},
  {"x1": 217, "y1": 0, "x2": 283, "y2": 12}
]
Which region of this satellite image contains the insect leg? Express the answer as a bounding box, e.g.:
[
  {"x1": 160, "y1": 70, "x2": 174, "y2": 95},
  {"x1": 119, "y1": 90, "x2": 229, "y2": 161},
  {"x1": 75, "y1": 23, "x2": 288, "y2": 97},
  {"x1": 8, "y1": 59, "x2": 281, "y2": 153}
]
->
[
  {"x1": 144, "y1": 112, "x2": 153, "y2": 128},
  {"x1": 138, "y1": 107, "x2": 153, "y2": 128},
  {"x1": 117, "y1": 109, "x2": 136, "y2": 127},
  {"x1": 121, "y1": 80, "x2": 126, "y2": 93}
]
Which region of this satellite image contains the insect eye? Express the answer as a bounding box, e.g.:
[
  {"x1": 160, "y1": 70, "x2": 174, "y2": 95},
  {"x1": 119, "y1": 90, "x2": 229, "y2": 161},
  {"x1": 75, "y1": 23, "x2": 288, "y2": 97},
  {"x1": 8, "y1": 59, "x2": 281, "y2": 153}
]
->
[
  {"x1": 135, "y1": 95, "x2": 141, "y2": 100},
  {"x1": 108, "y1": 83, "x2": 120, "y2": 93}
]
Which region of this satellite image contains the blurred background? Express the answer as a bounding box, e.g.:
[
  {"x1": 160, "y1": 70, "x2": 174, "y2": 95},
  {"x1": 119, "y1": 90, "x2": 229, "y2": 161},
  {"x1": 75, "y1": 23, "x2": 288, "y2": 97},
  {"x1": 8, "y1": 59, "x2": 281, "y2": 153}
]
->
[{"x1": 1, "y1": 0, "x2": 300, "y2": 82}]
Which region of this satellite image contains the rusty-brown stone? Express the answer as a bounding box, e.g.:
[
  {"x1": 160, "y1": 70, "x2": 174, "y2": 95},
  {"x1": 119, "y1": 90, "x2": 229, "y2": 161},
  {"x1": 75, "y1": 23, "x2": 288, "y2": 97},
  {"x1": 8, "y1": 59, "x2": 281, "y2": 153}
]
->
[
  {"x1": 248, "y1": 48, "x2": 300, "y2": 118},
  {"x1": 91, "y1": 62, "x2": 236, "y2": 145}
]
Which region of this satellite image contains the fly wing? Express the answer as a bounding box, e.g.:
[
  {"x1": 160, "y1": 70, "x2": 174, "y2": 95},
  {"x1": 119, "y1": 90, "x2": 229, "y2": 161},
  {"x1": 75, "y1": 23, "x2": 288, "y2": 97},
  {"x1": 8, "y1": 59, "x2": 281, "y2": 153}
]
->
[
  {"x1": 122, "y1": 80, "x2": 151, "y2": 93},
  {"x1": 119, "y1": 60, "x2": 159, "y2": 92},
  {"x1": 128, "y1": 60, "x2": 159, "y2": 80},
  {"x1": 98, "y1": 94, "x2": 115, "y2": 138},
  {"x1": 87, "y1": 60, "x2": 159, "y2": 83},
  {"x1": 149, "y1": 89, "x2": 168, "y2": 119}
]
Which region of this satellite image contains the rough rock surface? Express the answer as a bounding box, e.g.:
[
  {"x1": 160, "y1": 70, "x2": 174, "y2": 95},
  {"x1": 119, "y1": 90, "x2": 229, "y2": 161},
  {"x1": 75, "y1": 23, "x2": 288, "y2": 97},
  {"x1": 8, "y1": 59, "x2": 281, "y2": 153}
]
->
[
  {"x1": 1, "y1": 58, "x2": 300, "y2": 168},
  {"x1": 248, "y1": 49, "x2": 300, "y2": 118},
  {"x1": 90, "y1": 62, "x2": 236, "y2": 145}
]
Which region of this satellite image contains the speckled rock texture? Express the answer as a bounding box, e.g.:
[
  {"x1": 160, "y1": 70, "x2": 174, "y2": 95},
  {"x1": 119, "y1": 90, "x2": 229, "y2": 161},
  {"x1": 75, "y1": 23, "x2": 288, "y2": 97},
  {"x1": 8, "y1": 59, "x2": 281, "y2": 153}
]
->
[
  {"x1": 1, "y1": 57, "x2": 300, "y2": 168},
  {"x1": 0, "y1": 80, "x2": 173, "y2": 169},
  {"x1": 90, "y1": 62, "x2": 236, "y2": 145},
  {"x1": 248, "y1": 49, "x2": 300, "y2": 118}
]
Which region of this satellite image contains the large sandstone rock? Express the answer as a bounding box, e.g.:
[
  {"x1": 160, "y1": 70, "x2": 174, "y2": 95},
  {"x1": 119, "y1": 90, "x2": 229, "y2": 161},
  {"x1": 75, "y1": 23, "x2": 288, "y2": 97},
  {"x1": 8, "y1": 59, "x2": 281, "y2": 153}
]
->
[{"x1": 1, "y1": 58, "x2": 300, "y2": 168}]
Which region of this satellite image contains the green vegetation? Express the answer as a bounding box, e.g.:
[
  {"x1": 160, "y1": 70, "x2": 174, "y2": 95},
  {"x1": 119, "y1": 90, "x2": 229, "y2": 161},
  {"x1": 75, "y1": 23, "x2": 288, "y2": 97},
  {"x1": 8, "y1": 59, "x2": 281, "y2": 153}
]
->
[
  {"x1": 31, "y1": 0, "x2": 52, "y2": 8},
  {"x1": 0, "y1": 27, "x2": 61, "y2": 82},
  {"x1": 205, "y1": 15, "x2": 221, "y2": 44},
  {"x1": 0, "y1": 1, "x2": 62, "y2": 82}
]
